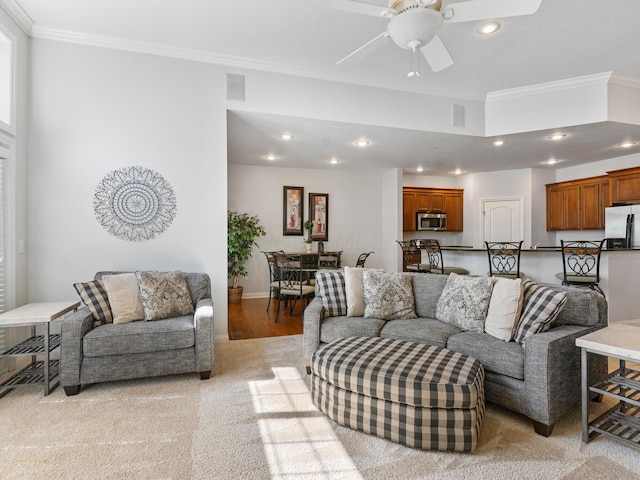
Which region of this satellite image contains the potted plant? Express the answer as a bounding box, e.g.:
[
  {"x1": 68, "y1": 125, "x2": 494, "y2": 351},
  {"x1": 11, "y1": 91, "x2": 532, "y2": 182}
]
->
[
  {"x1": 228, "y1": 210, "x2": 266, "y2": 303},
  {"x1": 304, "y1": 219, "x2": 314, "y2": 253}
]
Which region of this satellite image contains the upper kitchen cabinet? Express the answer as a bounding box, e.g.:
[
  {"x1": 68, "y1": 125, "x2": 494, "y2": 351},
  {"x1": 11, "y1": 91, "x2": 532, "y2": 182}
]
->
[
  {"x1": 546, "y1": 175, "x2": 609, "y2": 231},
  {"x1": 403, "y1": 187, "x2": 464, "y2": 232},
  {"x1": 608, "y1": 166, "x2": 640, "y2": 205}
]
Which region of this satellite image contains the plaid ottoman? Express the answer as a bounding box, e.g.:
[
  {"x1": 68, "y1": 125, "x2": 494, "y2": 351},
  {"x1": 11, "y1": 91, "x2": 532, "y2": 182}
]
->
[{"x1": 310, "y1": 336, "x2": 485, "y2": 452}]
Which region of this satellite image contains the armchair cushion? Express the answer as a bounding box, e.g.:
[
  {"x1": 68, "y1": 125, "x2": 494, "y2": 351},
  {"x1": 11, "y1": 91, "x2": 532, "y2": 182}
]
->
[
  {"x1": 136, "y1": 271, "x2": 194, "y2": 321},
  {"x1": 73, "y1": 280, "x2": 113, "y2": 327}
]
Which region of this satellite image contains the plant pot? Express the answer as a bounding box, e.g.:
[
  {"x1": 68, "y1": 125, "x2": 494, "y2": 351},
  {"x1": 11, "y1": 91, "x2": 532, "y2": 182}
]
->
[
  {"x1": 305, "y1": 242, "x2": 313, "y2": 253},
  {"x1": 228, "y1": 286, "x2": 243, "y2": 304}
]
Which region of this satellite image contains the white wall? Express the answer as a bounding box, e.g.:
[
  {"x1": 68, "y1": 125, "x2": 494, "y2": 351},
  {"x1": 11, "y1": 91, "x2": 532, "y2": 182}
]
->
[
  {"x1": 28, "y1": 40, "x2": 229, "y2": 340},
  {"x1": 228, "y1": 164, "x2": 383, "y2": 296}
]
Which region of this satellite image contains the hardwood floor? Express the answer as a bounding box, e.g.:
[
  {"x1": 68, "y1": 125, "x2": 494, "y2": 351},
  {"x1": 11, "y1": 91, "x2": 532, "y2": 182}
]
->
[{"x1": 227, "y1": 297, "x2": 305, "y2": 340}]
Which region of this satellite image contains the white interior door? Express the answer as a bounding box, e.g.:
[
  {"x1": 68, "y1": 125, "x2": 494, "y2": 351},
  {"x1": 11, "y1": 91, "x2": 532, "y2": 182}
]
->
[{"x1": 482, "y1": 198, "x2": 523, "y2": 244}]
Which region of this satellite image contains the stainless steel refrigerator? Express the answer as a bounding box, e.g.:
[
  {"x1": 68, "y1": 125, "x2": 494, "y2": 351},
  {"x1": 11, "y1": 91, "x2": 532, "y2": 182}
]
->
[{"x1": 605, "y1": 205, "x2": 640, "y2": 248}]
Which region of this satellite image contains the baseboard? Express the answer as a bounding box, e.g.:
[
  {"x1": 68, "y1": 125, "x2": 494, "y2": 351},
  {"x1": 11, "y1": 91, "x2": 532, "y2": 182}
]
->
[
  {"x1": 241, "y1": 292, "x2": 269, "y2": 300},
  {"x1": 214, "y1": 334, "x2": 230, "y2": 343}
]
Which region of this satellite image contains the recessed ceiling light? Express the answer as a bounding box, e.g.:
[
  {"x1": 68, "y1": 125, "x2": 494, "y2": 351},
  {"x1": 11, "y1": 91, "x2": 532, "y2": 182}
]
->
[
  {"x1": 619, "y1": 141, "x2": 637, "y2": 148},
  {"x1": 453, "y1": 168, "x2": 462, "y2": 175},
  {"x1": 478, "y1": 22, "x2": 500, "y2": 34},
  {"x1": 329, "y1": 157, "x2": 340, "y2": 165},
  {"x1": 492, "y1": 140, "x2": 505, "y2": 146},
  {"x1": 549, "y1": 133, "x2": 567, "y2": 141},
  {"x1": 545, "y1": 158, "x2": 559, "y2": 165},
  {"x1": 355, "y1": 139, "x2": 370, "y2": 147},
  {"x1": 279, "y1": 133, "x2": 293, "y2": 141},
  {"x1": 264, "y1": 154, "x2": 278, "y2": 161},
  {"x1": 416, "y1": 167, "x2": 424, "y2": 172}
]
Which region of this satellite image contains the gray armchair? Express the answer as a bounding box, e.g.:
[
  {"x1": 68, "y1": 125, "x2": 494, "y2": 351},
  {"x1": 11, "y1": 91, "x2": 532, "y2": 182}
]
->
[{"x1": 61, "y1": 271, "x2": 213, "y2": 395}]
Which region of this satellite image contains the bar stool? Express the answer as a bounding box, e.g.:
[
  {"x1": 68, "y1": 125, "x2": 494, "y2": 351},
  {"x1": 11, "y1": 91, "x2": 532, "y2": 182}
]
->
[
  {"x1": 485, "y1": 241, "x2": 525, "y2": 279},
  {"x1": 420, "y1": 239, "x2": 469, "y2": 275},
  {"x1": 555, "y1": 240, "x2": 605, "y2": 295},
  {"x1": 355, "y1": 251, "x2": 374, "y2": 268},
  {"x1": 395, "y1": 240, "x2": 430, "y2": 273}
]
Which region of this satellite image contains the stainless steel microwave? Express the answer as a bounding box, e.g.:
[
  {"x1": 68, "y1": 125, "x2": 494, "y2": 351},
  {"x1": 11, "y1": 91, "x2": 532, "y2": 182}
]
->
[{"x1": 416, "y1": 212, "x2": 447, "y2": 231}]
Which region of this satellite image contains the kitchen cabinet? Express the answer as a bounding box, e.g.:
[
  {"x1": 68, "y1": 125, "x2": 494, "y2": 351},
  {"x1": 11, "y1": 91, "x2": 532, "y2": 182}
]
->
[
  {"x1": 403, "y1": 187, "x2": 464, "y2": 232},
  {"x1": 546, "y1": 175, "x2": 609, "y2": 231},
  {"x1": 608, "y1": 166, "x2": 640, "y2": 205}
]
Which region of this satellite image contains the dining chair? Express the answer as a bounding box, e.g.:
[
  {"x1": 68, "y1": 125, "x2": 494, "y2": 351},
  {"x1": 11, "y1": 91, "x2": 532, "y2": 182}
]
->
[
  {"x1": 261, "y1": 250, "x2": 285, "y2": 312},
  {"x1": 485, "y1": 241, "x2": 525, "y2": 279},
  {"x1": 396, "y1": 240, "x2": 430, "y2": 273},
  {"x1": 355, "y1": 251, "x2": 374, "y2": 267},
  {"x1": 420, "y1": 239, "x2": 469, "y2": 275},
  {"x1": 555, "y1": 239, "x2": 605, "y2": 295},
  {"x1": 272, "y1": 253, "x2": 316, "y2": 323},
  {"x1": 318, "y1": 251, "x2": 342, "y2": 269}
]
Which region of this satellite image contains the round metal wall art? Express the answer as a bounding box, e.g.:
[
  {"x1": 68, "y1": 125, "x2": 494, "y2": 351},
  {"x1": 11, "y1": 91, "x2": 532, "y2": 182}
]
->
[{"x1": 93, "y1": 166, "x2": 177, "y2": 242}]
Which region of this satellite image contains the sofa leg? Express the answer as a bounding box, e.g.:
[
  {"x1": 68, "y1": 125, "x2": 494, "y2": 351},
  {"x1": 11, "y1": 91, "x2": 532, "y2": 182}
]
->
[
  {"x1": 306, "y1": 366, "x2": 311, "y2": 375},
  {"x1": 532, "y1": 421, "x2": 554, "y2": 437},
  {"x1": 64, "y1": 385, "x2": 80, "y2": 396},
  {"x1": 199, "y1": 371, "x2": 211, "y2": 380}
]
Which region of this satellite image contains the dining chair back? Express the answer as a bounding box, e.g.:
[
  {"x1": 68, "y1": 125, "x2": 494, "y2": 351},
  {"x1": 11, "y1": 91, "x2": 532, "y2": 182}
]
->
[
  {"x1": 318, "y1": 251, "x2": 342, "y2": 268},
  {"x1": 485, "y1": 241, "x2": 524, "y2": 278},
  {"x1": 261, "y1": 250, "x2": 285, "y2": 312},
  {"x1": 555, "y1": 240, "x2": 605, "y2": 295},
  {"x1": 272, "y1": 253, "x2": 316, "y2": 323},
  {"x1": 355, "y1": 251, "x2": 374, "y2": 268}
]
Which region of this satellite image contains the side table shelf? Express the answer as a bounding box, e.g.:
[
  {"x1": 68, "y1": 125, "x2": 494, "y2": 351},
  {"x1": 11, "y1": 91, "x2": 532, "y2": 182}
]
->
[{"x1": 587, "y1": 365, "x2": 640, "y2": 448}]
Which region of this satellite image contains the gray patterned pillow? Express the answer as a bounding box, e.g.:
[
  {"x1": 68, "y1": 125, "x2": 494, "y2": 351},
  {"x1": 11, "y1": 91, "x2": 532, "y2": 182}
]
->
[
  {"x1": 135, "y1": 271, "x2": 194, "y2": 321},
  {"x1": 436, "y1": 273, "x2": 495, "y2": 333},
  {"x1": 363, "y1": 271, "x2": 416, "y2": 320}
]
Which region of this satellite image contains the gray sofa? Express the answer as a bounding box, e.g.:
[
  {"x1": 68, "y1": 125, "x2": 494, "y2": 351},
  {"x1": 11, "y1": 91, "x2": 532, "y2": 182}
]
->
[
  {"x1": 303, "y1": 272, "x2": 608, "y2": 436},
  {"x1": 61, "y1": 271, "x2": 214, "y2": 395}
]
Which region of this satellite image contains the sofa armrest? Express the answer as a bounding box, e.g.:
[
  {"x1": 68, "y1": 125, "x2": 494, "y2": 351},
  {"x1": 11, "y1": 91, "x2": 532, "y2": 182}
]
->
[
  {"x1": 303, "y1": 297, "x2": 325, "y2": 369},
  {"x1": 60, "y1": 307, "x2": 95, "y2": 387},
  {"x1": 523, "y1": 323, "x2": 607, "y2": 426},
  {"x1": 194, "y1": 298, "x2": 214, "y2": 373}
]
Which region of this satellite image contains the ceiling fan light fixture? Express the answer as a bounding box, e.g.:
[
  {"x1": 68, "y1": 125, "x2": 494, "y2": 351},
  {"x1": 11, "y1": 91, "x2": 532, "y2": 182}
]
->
[
  {"x1": 478, "y1": 21, "x2": 500, "y2": 34},
  {"x1": 387, "y1": 7, "x2": 443, "y2": 50}
]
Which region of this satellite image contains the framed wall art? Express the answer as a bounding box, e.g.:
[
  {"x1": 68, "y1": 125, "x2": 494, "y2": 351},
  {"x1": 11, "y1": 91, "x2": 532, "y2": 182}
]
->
[
  {"x1": 309, "y1": 193, "x2": 329, "y2": 241},
  {"x1": 283, "y1": 186, "x2": 304, "y2": 236}
]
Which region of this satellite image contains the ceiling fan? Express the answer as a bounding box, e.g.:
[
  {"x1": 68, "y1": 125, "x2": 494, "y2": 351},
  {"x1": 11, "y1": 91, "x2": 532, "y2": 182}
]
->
[{"x1": 308, "y1": 0, "x2": 542, "y2": 75}]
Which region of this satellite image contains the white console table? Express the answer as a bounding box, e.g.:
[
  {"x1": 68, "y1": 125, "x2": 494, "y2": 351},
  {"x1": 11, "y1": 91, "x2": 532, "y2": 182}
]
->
[
  {"x1": 576, "y1": 321, "x2": 640, "y2": 449},
  {"x1": 0, "y1": 301, "x2": 80, "y2": 397}
]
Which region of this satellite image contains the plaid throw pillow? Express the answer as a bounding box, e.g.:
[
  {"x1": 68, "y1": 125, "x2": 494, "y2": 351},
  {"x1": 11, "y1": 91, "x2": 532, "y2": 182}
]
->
[
  {"x1": 513, "y1": 282, "x2": 567, "y2": 347},
  {"x1": 73, "y1": 280, "x2": 113, "y2": 327},
  {"x1": 315, "y1": 270, "x2": 347, "y2": 317}
]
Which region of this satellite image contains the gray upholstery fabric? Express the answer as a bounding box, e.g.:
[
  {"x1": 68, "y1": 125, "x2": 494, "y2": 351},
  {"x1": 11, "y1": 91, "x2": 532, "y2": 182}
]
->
[
  {"x1": 447, "y1": 332, "x2": 525, "y2": 380},
  {"x1": 410, "y1": 273, "x2": 449, "y2": 318},
  {"x1": 380, "y1": 318, "x2": 460, "y2": 348},
  {"x1": 62, "y1": 272, "x2": 213, "y2": 392},
  {"x1": 319, "y1": 315, "x2": 386, "y2": 345}
]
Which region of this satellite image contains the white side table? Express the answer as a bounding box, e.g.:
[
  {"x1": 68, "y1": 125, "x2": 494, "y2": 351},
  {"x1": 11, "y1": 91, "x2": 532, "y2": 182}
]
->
[
  {"x1": 0, "y1": 301, "x2": 80, "y2": 397},
  {"x1": 576, "y1": 321, "x2": 640, "y2": 449}
]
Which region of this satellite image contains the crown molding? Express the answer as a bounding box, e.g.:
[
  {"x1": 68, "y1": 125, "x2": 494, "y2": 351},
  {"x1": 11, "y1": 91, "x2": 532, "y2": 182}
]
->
[
  {"x1": 609, "y1": 72, "x2": 640, "y2": 89},
  {"x1": 0, "y1": 0, "x2": 33, "y2": 35},
  {"x1": 30, "y1": 25, "x2": 483, "y2": 101},
  {"x1": 486, "y1": 72, "x2": 616, "y2": 102}
]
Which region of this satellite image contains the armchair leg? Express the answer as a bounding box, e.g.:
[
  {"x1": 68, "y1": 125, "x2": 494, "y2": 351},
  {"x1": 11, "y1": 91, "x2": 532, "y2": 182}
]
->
[
  {"x1": 532, "y1": 420, "x2": 554, "y2": 437},
  {"x1": 64, "y1": 385, "x2": 80, "y2": 396},
  {"x1": 199, "y1": 371, "x2": 211, "y2": 380}
]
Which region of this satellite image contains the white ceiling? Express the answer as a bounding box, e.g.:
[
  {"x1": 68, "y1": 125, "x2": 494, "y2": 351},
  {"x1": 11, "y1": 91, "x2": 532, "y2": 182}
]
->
[{"x1": 9, "y1": 0, "x2": 640, "y2": 175}]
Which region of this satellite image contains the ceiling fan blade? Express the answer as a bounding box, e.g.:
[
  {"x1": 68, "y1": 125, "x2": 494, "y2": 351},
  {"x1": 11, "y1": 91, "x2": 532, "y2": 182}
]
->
[
  {"x1": 420, "y1": 35, "x2": 454, "y2": 72},
  {"x1": 443, "y1": 0, "x2": 542, "y2": 23},
  {"x1": 306, "y1": 0, "x2": 395, "y2": 18},
  {"x1": 337, "y1": 31, "x2": 389, "y2": 66}
]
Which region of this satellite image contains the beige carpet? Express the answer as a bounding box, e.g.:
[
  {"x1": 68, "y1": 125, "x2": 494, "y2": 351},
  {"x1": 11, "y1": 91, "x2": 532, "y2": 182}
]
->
[{"x1": 1, "y1": 334, "x2": 639, "y2": 479}]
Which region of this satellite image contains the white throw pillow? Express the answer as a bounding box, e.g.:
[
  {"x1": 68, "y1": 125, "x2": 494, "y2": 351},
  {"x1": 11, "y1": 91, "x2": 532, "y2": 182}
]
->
[
  {"x1": 344, "y1": 266, "x2": 384, "y2": 317},
  {"x1": 102, "y1": 273, "x2": 145, "y2": 324},
  {"x1": 484, "y1": 278, "x2": 523, "y2": 341}
]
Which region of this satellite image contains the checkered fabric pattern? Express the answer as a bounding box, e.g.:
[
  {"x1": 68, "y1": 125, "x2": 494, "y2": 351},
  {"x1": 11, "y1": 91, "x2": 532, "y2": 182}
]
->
[
  {"x1": 311, "y1": 336, "x2": 485, "y2": 452},
  {"x1": 513, "y1": 281, "x2": 568, "y2": 347},
  {"x1": 315, "y1": 270, "x2": 347, "y2": 317},
  {"x1": 73, "y1": 280, "x2": 113, "y2": 327}
]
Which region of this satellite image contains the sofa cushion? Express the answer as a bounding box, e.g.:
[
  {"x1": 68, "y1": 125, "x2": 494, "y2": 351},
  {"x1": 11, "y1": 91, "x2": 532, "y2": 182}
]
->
[
  {"x1": 319, "y1": 316, "x2": 386, "y2": 345},
  {"x1": 484, "y1": 278, "x2": 523, "y2": 341},
  {"x1": 315, "y1": 270, "x2": 347, "y2": 317},
  {"x1": 411, "y1": 273, "x2": 449, "y2": 319},
  {"x1": 513, "y1": 282, "x2": 568, "y2": 347},
  {"x1": 74, "y1": 280, "x2": 113, "y2": 327},
  {"x1": 447, "y1": 332, "x2": 525, "y2": 380},
  {"x1": 380, "y1": 318, "x2": 461, "y2": 348},
  {"x1": 546, "y1": 284, "x2": 605, "y2": 327},
  {"x1": 344, "y1": 266, "x2": 384, "y2": 317},
  {"x1": 436, "y1": 274, "x2": 494, "y2": 333},
  {"x1": 136, "y1": 271, "x2": 195, "y2": 321},
  {"x1": 363, "y1": 271, "x2": 416, "y2": 320},
  {"x1": 83, "y1": 315, "x2": 195, "y2": 357},
  {"x1": 102, "y1": 273, "x2": 145, "y2": 324}
]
